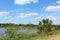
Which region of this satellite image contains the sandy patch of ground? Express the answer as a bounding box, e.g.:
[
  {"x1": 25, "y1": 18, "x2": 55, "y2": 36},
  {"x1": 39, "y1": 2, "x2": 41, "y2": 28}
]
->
[
  {"x1": 36, "y1": 34, "x2": 60, "y2": 40},
  {"x1": 48, "y1": 34, "x2": 60, "y2": 40}
]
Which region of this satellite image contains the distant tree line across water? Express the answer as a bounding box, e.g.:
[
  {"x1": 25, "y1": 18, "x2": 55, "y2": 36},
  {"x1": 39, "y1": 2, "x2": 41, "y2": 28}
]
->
[
  {"x1": 0, "y1": 19, "x2": 60, "y2": 30},
  {"x1": 0, "y1": 23, "x2": 38, "y2": 27},
  {"x1": 0, "y1": 19, "x2": 60, "y2": 36}
]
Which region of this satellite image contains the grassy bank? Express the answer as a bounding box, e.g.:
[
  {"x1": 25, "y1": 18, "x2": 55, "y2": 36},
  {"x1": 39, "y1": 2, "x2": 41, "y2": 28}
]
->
[{"x1": 0, "y1": 28, "x2": 60, "y2": 40}]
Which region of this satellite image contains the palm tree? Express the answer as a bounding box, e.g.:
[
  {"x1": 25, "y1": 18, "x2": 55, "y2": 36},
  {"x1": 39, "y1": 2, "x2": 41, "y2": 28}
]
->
[
  {"x1": 42, "y1": 19, "x2": 52, "y2": 36},
  {"x1": 38, "y1": 19, "x2": 52, "y2": 36}
]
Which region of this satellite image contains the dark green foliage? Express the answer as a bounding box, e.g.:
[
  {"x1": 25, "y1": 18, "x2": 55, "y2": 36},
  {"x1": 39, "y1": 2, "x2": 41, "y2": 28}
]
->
[
  {"x1": 0, "y1": 19, "x2": 60, "y2": 40},
  {"x1": 38, "y1": 19, "x2": 52, "y2": 36}
]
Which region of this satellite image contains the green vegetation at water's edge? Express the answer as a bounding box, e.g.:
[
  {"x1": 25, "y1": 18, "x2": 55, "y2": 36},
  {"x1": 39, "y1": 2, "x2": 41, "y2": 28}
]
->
[
  {"x1": 0, "y1": 19, "x2": 60, "y2": 40},
  {"x1": 0, "y1": 23, "x2": 38, "y2": 30}
]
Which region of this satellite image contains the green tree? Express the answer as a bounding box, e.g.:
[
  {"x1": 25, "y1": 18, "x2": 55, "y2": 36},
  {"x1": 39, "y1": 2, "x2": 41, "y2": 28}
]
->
[
  {"x1": 37, "y1": 21, "x2": 43, "y2": 33},
  {"x1": 38, "y1": 19, "x2": 52, "y2": 36},
  {"x1": 42, "y1": 19, "x2": 52, "y2": 36}
]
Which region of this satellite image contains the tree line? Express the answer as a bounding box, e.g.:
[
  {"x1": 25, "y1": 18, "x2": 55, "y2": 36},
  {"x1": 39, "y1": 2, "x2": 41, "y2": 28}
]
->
[{"x1": 0, "y1": 19, "x2": 60, "y2": 36}]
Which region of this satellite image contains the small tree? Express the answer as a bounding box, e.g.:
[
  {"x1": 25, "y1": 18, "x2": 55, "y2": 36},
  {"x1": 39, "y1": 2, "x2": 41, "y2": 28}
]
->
[
  {"x1": 37, "y1": 21, "x2": 43, "y2": 33},
  {"x1": 38, "y1": 19, "x2": 52, "y2": 36}
]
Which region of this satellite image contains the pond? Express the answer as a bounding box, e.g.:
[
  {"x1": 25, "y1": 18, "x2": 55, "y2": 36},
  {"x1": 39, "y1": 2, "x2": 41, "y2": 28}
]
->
[
  {"x1": 17, "y1": 29, "x2": 37, "y2": 34},
  {"x1": 0, "y1": 28, "x2": 37, "y2": 37},
  {"x1": 0, "y1": 28, "x2": 6, "y2": 37}
]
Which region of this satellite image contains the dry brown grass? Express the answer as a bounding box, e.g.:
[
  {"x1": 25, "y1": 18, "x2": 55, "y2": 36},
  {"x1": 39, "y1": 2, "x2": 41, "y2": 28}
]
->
[
  {"x1": 36, "y1": 34, "x2": 60, "y2": 40},
  {"x1": 48, "y1": 34, "x2": 60, "y2": 40}
]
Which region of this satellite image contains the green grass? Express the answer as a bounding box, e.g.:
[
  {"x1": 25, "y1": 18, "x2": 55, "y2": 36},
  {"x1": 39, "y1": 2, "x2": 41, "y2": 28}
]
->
[
  {"x1": 0, "y1": 34, "x2": 38, "y2": 40},
  {"x1": 0, "y1": 26, "x2": 60, "y2": 40},
  {"x1": 0, "y1": 26, "x2": 38, "y2": 40}
]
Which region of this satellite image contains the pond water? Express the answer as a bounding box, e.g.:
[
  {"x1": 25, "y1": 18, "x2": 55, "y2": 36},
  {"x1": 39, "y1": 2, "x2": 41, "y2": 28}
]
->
[
  {"x1": 0, "y1": 28, "x2": 37, "y2": 37},
  {"x1": 17, "y1": 29, "x2": 37, "y2": 34},
  {"x1": 0, "y1": 28, "x2": 6, "y2": 37}
]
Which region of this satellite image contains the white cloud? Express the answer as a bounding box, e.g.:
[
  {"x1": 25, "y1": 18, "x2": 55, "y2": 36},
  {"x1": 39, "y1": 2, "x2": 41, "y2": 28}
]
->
[
  {"x1": 56, "y1": 1, "x2": 60, "y2": 4},
  {"x1": 8, "y1": 18, "x2": 15, "y2": 22},
  {"x1": 45, "y1": 5, "x2": 60, "y2": 12},
  {"x1": 4, "y1": 16, "x2": 12, "y2": 19},
  {"x1": 9, "y1": 8, "x2": 31, "y2": 12},
  {"x1": 0, "y1": 12, "x2": 9, "y2": 16},
  {"x1": 15, "y1": 0, "x2": 38, "y2": 5},
  {"x1": 31, "y1": 15, "x2": 57, "y2": 21},
  {"x1": 31, "y1": 15, "x2": 44, "y2": 20},
  {"x1": 45, "y1": 0, "x2": 60, "y2": 12},
  {"x1": 45, "y1": 15, "x2": 57, "y2": 20},
  {"x1": 3, "y1": 16, "x2": 15, "y2": 23},
  {"x1": 17, "y1": 13, "x2": 39, "y2": 18}
]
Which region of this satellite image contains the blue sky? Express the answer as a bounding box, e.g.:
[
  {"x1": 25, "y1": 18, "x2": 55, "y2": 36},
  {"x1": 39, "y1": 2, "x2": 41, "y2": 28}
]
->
[{"x1": 0, "y1": 0, "x2": 60, "y2": 24}]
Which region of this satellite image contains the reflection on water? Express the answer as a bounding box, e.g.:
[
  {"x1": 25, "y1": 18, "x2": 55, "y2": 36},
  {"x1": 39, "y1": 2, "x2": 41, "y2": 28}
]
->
[
  {"x1": 0, "y1": 28, "x2": 37, "y2": 37},
  {"x1": 17, "y1": 29, "x2": 37, "y2": 34},
  {"x1": 0, "y1": 28, "x2": 6, "y2": 37}
]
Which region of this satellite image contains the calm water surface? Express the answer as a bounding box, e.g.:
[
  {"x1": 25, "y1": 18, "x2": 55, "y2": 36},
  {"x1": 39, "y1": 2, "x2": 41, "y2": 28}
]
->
[{"x1": 0, "y1": 28, "x2": 37, "y2": 37}]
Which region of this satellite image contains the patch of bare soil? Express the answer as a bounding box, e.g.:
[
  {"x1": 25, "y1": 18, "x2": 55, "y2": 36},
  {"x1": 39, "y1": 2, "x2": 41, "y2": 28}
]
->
[{"x1": 48, "y1": 34, "x2": 60, "y2": 40}]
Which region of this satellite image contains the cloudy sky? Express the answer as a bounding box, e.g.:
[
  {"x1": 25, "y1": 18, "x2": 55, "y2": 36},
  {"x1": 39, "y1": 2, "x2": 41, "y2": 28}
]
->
[{"x1": 0, "y1": 0, "x2": 60, "y2": 24}]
